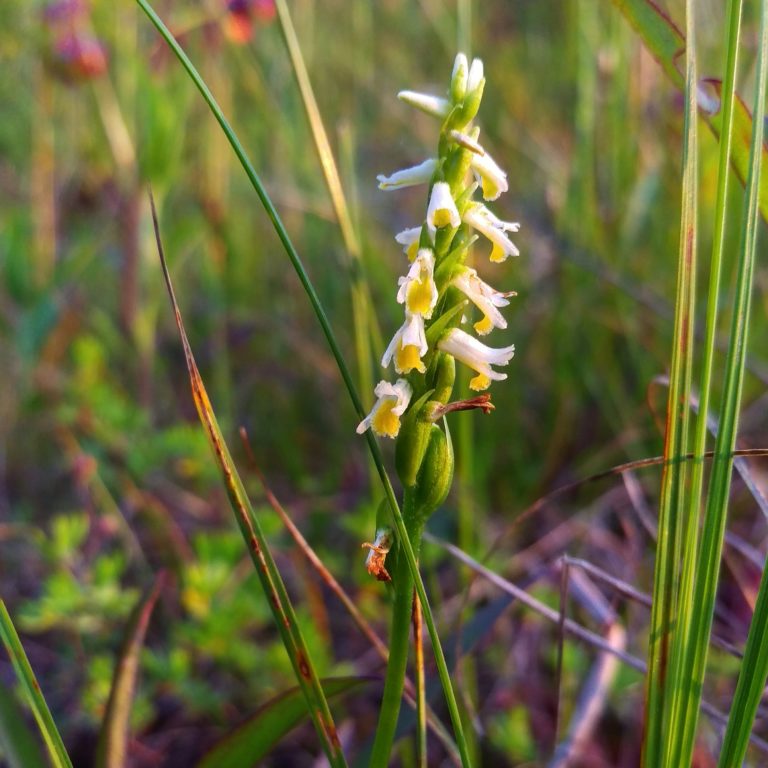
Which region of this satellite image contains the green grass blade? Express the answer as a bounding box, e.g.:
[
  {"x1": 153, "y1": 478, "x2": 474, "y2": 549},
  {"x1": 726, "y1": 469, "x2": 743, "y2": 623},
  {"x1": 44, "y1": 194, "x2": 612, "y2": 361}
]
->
[
  {"x1": 689, "y1": 1, "x2": 768, "y2": 762},
  {"x1": 0, "y1": 601, "x2": 73, "y2": 768},
  {"x1": 149, "y1": 197, "x2": 347, "y2": 768},
  {"x1": 641, "y1": 0, "x2": 698, "y2": 762},
  {"x1": 95, "y1": 572, "x2": 166, "y2": 768},
  {"x1": 658, "y1": 0, "x2": 700, "y2": 762},
  {"x1": 197, "y1": 678, "x2": 371, "y2": 768},
  {"x1": 0, "y1": 675, "x2": 47, "y2": 768},
  {"x1": 609, "y1": 0, "x2": 768, "y2": 223},
  {"x1": 668, "y1": 0, "x2": 744, "y2": 761},
  {"x1": 719, "y1": 529, "x2": 768, "y2": 762},
  {"x1": 134, "y1": 5, "x2": 472, "y2": 764}
]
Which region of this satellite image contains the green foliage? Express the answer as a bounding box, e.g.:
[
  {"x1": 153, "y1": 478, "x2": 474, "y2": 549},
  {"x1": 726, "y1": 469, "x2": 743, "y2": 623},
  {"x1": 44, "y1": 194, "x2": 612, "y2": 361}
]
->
[{"x1": 488, "y1": 705, "x2": 536, "y2": 763}]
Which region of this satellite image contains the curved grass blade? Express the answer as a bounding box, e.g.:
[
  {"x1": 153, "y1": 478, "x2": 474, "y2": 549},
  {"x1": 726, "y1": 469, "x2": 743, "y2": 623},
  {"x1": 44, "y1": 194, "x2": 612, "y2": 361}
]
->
[
  {"x1": 0, "y1": 679, "x2": 47, "y2": 768},
  {"x1": 0, "y1": 601, "x2": 73, "y2": 768},
  {"x1": 197, "y1": 677, "x2": 371, "y2": 768},
  {"x1": 149, "y1": 195, "x2": 347, "y2": 768},
  {"x1": 95, "y1": 571, "x2": 167, "y2": 768},
  {"x1": 133, "y1": 5, "x2": 472, "y2": 764},
  {"x1": 609, "y1": 0, "x2": 768, "y2": 222}
]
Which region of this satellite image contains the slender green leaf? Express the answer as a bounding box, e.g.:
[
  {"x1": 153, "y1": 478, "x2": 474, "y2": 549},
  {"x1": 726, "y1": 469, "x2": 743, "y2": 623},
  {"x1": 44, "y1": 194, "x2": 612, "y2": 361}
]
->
[
  {"x1": 197, "y1": 678, "x2": 372, "y2": 768},
  {"x1": 149, "y1": 196, "x2": 347, "y2": 768},
  {"x1": 609, "y1": 0, "x2": 768, "y2": 222},
  {"x1": 95, "y1": 572, "x2": 166, "y2": 768},
  {"x1": 0, "y1": 680, "x2": 47, "y2": 768},
  {"x1": 0, "y1": 601, "x2": 73, "y2": 768},
  {"x1": 666, "y1": 0, "x2": 744, "y2": 764},
  {"x1": 642, "y1": 0, "x2": 698, "y2": 759},
  {"x1": 133, "y1": 5, "x2": 471, "y2": 765},
  {"x1": 709, "y1": 3, "x2": 768, "y2": 764}
]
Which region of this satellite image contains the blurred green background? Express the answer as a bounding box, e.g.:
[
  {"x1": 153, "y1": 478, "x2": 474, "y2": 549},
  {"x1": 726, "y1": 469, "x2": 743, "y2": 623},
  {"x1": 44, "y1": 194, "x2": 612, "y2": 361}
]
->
[{"x1": 1, "y1": 0, "x2": 767, "y2": 765}]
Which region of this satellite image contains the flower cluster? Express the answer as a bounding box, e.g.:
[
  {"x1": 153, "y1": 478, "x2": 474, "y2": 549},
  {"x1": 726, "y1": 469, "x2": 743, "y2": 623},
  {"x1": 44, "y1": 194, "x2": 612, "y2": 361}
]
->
[{"x1": 357, "y1": 53, "x2": 519, "y2": 441}]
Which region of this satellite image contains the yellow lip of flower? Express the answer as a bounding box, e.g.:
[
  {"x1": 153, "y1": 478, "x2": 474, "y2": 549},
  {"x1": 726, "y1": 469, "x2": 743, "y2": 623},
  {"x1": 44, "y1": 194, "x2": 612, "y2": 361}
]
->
[
  {"x1": 437, "y1": 327, "x2": 515, "y2": 391},
  {"x1": 381, "y1": 313, "x2": 428, "y2": 374},
  {"x1": 356, "y1": 379, "x2": 413, "y2": 438},
  {"x1": 463, "y1": 203, "x2": 520, "y2": 262},
  {"x1": 427, "y1": 182, "x2": 461, "y2": 232},
  {"x1": 452, "y1": 267, "x2": 515, "y2": 336},
  {"x1": 394, "y1": 226, "x2": 424, "y2": 262},
  {"x1": 397, "y1": 248, "x2": 437, "y2": 318},
  {"x1": 377, "y1": 158, "x2": 437, "y2": 190}
]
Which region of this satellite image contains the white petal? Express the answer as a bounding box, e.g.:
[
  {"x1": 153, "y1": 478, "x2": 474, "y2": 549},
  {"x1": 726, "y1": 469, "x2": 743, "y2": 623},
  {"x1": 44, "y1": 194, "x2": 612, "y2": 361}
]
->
[
  {"x1": 452, "y1": 268, "x2": 509, "y2": 334},
  {"x1": 451, "y1": 53, "x2": 469, "y2": 98},
  {"x1": 467, "y1": 58, "x2": 484, "y2": 94},
  {"x1": 377, "y1": 158, "x2": 437, "y2": 190},
  {"x1": 398, "y1": 90, "x2": 451, "y2": 118},
  {"x1": 381, "y1": 330, "x2": 401, "y2": 369},
  {"x1": 470, "y1": 151, "x2": 508, "y2": 201},
  {"x1": 463, "y1": 204, "x2": 520, "y2": 261},
  {"x1": 437, "y1": 327, "x2": 514, "y2": 379},
  {"x1": 390, "y1": 379, "x2": 413, "y2": 415},
  {"x1": 427, "y1": 182, "x2": 461, "y2": 230},
  {"x1": 401, "y1": 313, "x2": 428, "y2": 355}
]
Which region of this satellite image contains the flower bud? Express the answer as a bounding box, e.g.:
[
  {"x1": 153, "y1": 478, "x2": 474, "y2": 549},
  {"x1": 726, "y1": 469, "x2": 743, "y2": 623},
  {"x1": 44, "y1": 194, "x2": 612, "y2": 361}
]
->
[
  {"x1": 450, "y1": 53, "x2": 469, "y2": 104},
  {"x1": 458, "y1": 77, "x2": 485, "y2": 125}
]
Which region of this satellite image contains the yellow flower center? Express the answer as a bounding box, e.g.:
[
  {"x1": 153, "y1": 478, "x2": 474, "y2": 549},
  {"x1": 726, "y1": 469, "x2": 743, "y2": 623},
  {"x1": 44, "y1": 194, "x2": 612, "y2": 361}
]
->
[
  {"x1": 469, "y1": 373, "x2": 491, "y2": 391},
  {"x1": 474, "y1": 315, "x2": 493, "y2": 335},
  {"x1": 406, "y1": 278, "x2": 434, "y2": 316},
  {"x1": 371, "y1": 400, "x2": 402, "y2": 437},
  {"x1": 406, "y1": 241, "x2": 419, "y2": 262},
  {"x1": 395, "y1": 343, "x2": 426, "y2": 374},
  {"x1": 433, "y1": 208, "x2": 454, "y2": 229}
]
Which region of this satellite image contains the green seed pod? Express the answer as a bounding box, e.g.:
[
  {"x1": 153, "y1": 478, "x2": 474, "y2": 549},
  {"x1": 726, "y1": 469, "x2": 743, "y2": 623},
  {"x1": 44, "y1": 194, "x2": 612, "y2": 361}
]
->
[
  {"x1": 395, "y1": 391, "x2": 434, "y2": 488},
  {"x1": 412, "y1": 423, "x2": 454, "y2": 519},
  {"x1": 432, "y1": 352, "x2": 455, "y2": 405}
]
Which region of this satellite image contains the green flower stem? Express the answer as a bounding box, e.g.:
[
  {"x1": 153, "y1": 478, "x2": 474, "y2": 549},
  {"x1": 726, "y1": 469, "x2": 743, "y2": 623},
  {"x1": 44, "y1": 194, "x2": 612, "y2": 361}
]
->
[{"x1": 370, "y1": 491, "x2": 425, "y2": 768}]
